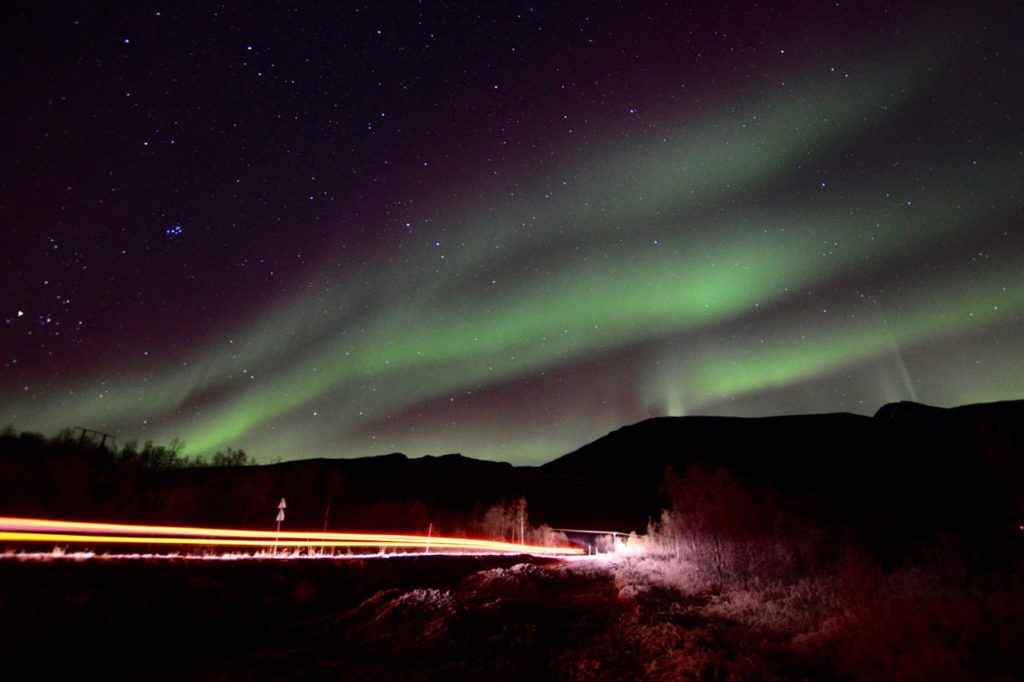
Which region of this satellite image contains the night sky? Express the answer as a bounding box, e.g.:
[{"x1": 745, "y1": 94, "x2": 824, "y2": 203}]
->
[{"x1": 3, "y1": 2, "x2": 1022, "y2": 464}]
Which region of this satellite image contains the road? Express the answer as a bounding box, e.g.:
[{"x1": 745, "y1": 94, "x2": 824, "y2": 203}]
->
[{"x1": 0, "y1": 516, "x2": 584, "y2": 556}]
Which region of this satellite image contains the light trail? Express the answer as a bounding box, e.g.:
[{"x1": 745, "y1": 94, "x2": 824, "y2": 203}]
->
[
  {"x1": 0, "y1": 517, "x2": 584, "y2": 556},
  {"x1": 0, "y1": 532, "x2": 554, "y2": 551}
]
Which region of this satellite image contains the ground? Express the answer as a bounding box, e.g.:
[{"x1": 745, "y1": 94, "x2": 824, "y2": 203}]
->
[{"x1": 2, "y1": 552, "x2": 1019, "y2": 680}]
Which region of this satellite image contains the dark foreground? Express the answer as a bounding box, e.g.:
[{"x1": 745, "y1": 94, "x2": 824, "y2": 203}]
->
[
  {"x1": 1, "y1": 554, "x2": 671, "y2": 681},
  {"x1": 0, "y1": 554, "x2": 570, "y2": 680},
  {"x1": 3, "y1": 551, "x2": 1023, "y2": 681}
]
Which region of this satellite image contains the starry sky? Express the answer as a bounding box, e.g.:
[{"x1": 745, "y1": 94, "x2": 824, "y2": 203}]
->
[{"x1": 2, "y1": 2, "x2": 1023, "y2": 464}]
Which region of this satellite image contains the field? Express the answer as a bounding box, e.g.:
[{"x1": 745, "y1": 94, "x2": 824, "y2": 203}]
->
[{"x1": 4, "y1": 547, "x2": 1022, "y2": 681}]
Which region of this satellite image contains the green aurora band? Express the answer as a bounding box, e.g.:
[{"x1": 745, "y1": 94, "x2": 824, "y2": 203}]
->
[{"x1": 5, "y1": 53, "x2": 1023, "y2": 464}]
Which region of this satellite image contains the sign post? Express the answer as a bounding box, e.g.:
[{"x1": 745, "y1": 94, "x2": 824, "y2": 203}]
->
[{"x1": 274, "y1": 498, "x2": 286, "y2": 555}]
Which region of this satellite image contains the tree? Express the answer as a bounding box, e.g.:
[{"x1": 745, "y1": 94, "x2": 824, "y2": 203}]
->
[
  {"x1": 212, "y1": 447, "x2": 249, "y2": 467},
  {"x1": 481, "y1": 496, "x2": 529, "y2": 543},
  {"x1": 663, "y1": 465, "x2": 766, "y2": 582}
]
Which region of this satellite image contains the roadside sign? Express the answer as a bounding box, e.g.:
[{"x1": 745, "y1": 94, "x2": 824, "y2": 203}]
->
[{"x1": 273, "y1": 498, "x2": 287, "y2": 555}]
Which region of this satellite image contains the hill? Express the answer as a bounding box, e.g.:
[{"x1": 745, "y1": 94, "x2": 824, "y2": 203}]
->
[
  {"x1": 1, "y1": 400, "x2": 1022, "y2": 553},
  {"x1": 540, "y1": 400, "x2": 1024, "y2": 551}
]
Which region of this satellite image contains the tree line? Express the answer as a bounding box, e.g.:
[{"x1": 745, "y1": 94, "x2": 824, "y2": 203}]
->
[{"x1": 0, "y1": 426, "x2": 250, "y2": 470}]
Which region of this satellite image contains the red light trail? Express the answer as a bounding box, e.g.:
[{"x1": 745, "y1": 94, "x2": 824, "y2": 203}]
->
[{"x1": 0, "y1": 517, "x2": 584, "y2": 556}]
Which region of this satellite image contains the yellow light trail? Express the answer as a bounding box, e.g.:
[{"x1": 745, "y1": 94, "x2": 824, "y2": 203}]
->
[{"x1": 0, "y1": 517, "x2": 584, "y2": 556}]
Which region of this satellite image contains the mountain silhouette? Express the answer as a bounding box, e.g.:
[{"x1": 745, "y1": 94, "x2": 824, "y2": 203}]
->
[{"x1": 1, "y1": 400, "x2": 1021, "y2": 554}]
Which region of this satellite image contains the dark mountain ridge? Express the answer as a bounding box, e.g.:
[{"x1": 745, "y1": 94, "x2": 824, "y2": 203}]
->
[
  {"x1": 538, "y1": 400, "x2": 1024, "y2": 539},
  {"x1": 1, "y1": 400, "x2": 1022, "y2": 556}
]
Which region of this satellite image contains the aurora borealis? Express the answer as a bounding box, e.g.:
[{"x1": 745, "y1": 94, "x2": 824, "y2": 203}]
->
[{"x1": 3, "y1": 3, "x2": 1022, "y2": 464}]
